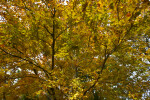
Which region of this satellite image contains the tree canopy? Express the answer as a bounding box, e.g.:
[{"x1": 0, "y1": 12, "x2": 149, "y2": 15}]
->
[{"x1": 0, "y1": 0, "x2": 150, "y2": 99}]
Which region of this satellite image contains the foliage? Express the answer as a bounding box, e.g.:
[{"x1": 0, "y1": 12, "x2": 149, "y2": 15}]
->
[{"x1": 0, "y1": 0, "x2": 150, "y2": 99}]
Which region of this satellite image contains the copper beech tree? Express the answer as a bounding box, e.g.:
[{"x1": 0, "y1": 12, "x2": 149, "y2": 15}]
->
[{"x1": 0, "y1": 0, "x2": 150, "y2": 100}]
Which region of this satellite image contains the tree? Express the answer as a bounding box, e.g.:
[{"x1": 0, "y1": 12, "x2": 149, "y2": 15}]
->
[{"x1": 0, "y1": 0, "x2": 150, "y2": 99}]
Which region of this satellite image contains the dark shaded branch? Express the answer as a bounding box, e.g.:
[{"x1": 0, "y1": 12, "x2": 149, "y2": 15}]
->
[
  {"x1": 83, "y1": 46, "x2": 110, "y2": 96},
  {"x1": 128, "y1": 4, "x2": 140, "y2": 22},
  {"x1": 55, "y1": 27, "x2": 68, "y2": 39},
  {"x1": 44, "y1": 25, "x2": 53, "y2": 37},
  {"x1": 83, "y1": 77, "x2": 98, "y2": 96},
  {"x1": 52, "y1": 7, "x2": 56, "y2": 70},
  {"x1": 2, "y1": 92, "x2": 6, "y2": 100},
  {"x1": 0, "y1": 47, "x2": 50, "y2": 78},
  {"x1": 49, "y1": 7, "x2": 57, "y2": 100},
  {"x1": 12, "y1": 45, "x2": 24, "y2": 54},
  {"x1": 116, "y1": 0, "x2": 120, "y2": 21},
  {"x1": 83, "y1": 22, "x2": 134, "y2": 96},
  {"x1": 23, "y1": 3, "x2": 32, "y2": 11},
  {"x1": 39, "y1": 38, "x2": 52, "y2": 47}
]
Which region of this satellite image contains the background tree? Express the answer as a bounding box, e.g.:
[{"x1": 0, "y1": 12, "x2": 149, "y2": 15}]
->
[{"x1": 0, "y1": 0, "x2": 150, "y2": 99}]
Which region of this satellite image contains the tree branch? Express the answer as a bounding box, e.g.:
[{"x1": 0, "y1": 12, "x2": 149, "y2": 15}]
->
[
  {"x1": 44, "y1": 25, "x2": 53, "y2": 37},
  {"x1": 0, "y1": 47, "x2": 51, "y2": 78},
  {"x1": 82, "y1": 23, "x2": 134, "y2": 96},
  {"x1": 116, "y1": 0, "x2": 120, "y2": 21},
  {"x1": 55, "y1": 27, "x2": 68, "y2": 39},
  {"x1": 83, "y1": 46, "x2": 110, "y2": 96}
]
